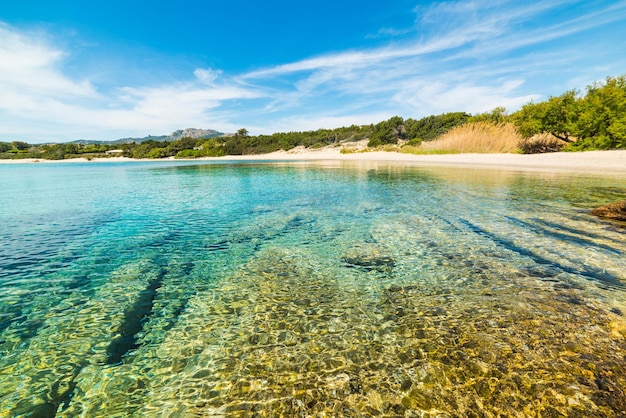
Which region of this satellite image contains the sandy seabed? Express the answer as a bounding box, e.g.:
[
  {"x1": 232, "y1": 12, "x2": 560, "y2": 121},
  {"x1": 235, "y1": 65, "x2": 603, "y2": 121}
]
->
[{"x1": 2, "y1": 149, "x2": 626, "y2": 175}]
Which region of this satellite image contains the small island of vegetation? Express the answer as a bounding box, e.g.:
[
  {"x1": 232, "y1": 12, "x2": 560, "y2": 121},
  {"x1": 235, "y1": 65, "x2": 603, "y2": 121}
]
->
[{"x1": 1, "y1": 75, "x2": 624, "y2": 160}]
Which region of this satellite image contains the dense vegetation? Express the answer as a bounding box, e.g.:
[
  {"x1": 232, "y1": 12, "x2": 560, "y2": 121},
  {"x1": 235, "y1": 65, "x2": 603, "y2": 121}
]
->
[
  {"x1": 0, "y1": 113, "x2": 471, "y2": 160},
  {"x1": 1, "y1": 75, "x2": 624, "y2": 160},
  {"x1": 0, "y1": 142, "x2": 118, "y2": 160},
  {"x1": 513, "y1": 75, "x2": 626, "y2": 150}
]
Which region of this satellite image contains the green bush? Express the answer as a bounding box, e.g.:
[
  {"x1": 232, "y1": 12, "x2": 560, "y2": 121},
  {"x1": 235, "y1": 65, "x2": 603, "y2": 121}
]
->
[
  {"x1": 404, "y1": 138, "x2": 422, "y2": 147},
  {"x1": 405, "y1": 112, "x2": 470, "y2": 142},
  {"x1": 513, "y1": 91, "x2": 578, "y2": 143},
  {"x1": 146, "y1": 147, "x2": 170, "y2": 159}
]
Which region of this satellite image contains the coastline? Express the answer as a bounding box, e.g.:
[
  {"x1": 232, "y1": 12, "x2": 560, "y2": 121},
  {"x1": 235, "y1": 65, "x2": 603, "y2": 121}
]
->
[{"x1": 1, "y1": 149, "x2": 625, "y2": 175}]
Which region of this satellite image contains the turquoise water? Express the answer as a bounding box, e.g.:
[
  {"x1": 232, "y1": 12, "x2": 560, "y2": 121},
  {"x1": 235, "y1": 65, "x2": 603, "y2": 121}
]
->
[{"x1": 1, "y1": 160, "x2": 625, "y2": 417}]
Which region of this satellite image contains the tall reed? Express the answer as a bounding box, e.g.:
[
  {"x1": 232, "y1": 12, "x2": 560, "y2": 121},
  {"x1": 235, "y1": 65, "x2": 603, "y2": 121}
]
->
[{"x1": 418, "y1": 122, "x2": 523, "y2": 153}]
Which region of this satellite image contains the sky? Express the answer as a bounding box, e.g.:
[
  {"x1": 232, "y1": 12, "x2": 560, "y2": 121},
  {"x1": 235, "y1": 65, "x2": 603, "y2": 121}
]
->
[{"x1": 1, "y1": 0, "x2": 626, "y2": 142}]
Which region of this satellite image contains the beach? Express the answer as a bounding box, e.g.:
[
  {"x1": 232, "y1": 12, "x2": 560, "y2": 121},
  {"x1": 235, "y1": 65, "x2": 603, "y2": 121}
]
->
[{"x1": 2, "y1": 149, "x2": 626, "y2": 174}]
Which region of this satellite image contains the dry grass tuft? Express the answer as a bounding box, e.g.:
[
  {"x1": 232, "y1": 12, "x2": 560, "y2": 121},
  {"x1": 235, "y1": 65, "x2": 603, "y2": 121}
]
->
[
  {"x1": 418, "y1": 122, "x2": 523, "y2": 154},
  {"x1": 400, "y1": 146, "x2": 459, "y2": 155}
]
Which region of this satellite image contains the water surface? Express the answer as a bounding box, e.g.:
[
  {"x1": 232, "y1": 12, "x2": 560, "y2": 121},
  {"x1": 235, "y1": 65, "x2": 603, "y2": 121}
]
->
[{"x1": 1, "y1": 161, "x2": 625, "y2": 417}]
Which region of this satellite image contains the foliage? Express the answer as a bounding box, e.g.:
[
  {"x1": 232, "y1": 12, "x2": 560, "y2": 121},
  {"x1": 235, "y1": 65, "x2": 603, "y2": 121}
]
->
[
  {"x1": 366, "y1": 113, "x2": 469, "y2": 147},
  {"x1": 568, "y1": 75, "x2": 626, "y2": 150},
  {"x1": 41, "y1": 145, "x2": 68, "y2": 160},
  {"x1": 468, "y1": 107, "x2": 508, "y2": 124},
  {"x1": 146, "y1": 147, "x2": 170, "y2": 159},
  {"x1": 512, "y1": 75, "x2": 626, "y2": 150},
  {"x1": 368, "y1": 116, "x2": 405, "y2": 147},
  {"x1": 236, "y1": 128, "x2": 249, "y2": 139},
  {"x1": 37, "y1": 143, "x2": 85, "y2": 159},
  {"x1": 404, "y1": 112, "x2": 471, "y2": 143},
  {"x1": 11, "y1": 141, "x2": 30, "y2": 151},
  {"x1": 513, "y1": 91, "x2": 579, "y2": 143},
  {"x1": 167, "y1": 137, "x2": 200, "y2": 154},
  {"x1": 404, "y1": 138, "x2": 422, "y2": 146}
]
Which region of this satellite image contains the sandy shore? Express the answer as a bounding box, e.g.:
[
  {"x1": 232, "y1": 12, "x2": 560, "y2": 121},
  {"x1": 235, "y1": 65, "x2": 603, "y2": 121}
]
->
[{"x1": 2, "y1": 149, "x2": 625, "y2": 174}]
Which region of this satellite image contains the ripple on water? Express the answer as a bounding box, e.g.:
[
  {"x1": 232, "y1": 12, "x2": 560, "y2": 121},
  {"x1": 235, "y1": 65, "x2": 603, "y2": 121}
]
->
[
  {"x1": 58, "y1": 241, "x2": 626, "y2": 417},
  {"x1": 0, "y1": 162, "x2": 625, "y2": 417}
]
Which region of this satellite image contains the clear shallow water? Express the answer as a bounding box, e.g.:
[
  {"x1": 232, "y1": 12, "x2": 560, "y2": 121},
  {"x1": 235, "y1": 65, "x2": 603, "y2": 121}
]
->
[{"x1": 0, "y1": 160, "x2": 625, "y2": 417}]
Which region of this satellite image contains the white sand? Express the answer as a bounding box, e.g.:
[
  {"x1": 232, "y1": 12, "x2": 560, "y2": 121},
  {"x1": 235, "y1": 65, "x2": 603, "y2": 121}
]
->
[{"x1": 2, "y1": 149, "x2": 625, "y2": 174}]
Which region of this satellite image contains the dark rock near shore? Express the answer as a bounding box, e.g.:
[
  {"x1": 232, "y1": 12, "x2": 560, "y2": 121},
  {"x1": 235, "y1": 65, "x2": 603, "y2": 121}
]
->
[{"x1": 591, "y1": 200, "x2": 626, "y2": 221}]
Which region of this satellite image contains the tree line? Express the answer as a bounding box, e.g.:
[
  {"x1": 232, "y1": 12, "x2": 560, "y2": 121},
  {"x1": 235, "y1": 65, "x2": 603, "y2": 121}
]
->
[{"x1": 2, "y1": 74, "x2": 624, "y2": 160}]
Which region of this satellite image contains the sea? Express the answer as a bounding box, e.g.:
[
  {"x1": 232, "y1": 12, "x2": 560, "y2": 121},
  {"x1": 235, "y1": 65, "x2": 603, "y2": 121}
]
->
[{"x1": 0, "y1": 160, "x2": 625, "y2": 417}]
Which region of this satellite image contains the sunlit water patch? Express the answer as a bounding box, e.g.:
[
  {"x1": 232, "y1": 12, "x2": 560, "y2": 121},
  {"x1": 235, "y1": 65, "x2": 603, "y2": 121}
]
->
[{"x1": 1, "y1": 161, "x2": 625, "y2": 417}]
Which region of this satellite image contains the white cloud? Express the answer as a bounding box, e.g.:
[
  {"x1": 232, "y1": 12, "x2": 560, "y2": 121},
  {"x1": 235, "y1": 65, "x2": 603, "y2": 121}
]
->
[
  {"x1": 247, "y1": 112, "x2": 394, "y2": 135},
  {"x1": 0, "y1": 24, "x2": 98, "y2": 103},
  {"x1": 392, "y1": 79, "x2": 539, "y2": 115},
  {"x1": 194, "y1": 68, "x2": 222, "y2": 84},
  {"x1": 242, "y1": 32, "x2": 475, "y2": 80},
  {"x1": 0, "y1": 23, "x2": 261, "y2": 141}
]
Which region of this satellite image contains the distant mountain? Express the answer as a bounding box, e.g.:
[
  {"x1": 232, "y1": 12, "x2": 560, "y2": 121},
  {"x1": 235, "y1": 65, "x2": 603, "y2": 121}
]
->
[
  {"x1": 70, "y1": 128, "x2": 224, "y2": 145},
  {"x1": 167, "y1": 128, "x2": 223, "y2": 141}
]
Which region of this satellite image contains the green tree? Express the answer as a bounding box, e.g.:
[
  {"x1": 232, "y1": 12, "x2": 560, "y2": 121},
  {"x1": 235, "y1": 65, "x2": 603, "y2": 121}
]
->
[
  {"x1": 404, "y1": 112, "x2": 470, "y2": 142},
  {"x1": 468, "y1": 107, "x2": 508, "y2": 124},
  {"x1": 368, "y1": 116, "x2": 405, "y2": 147},
  {"x1": 222, "y1": 138, "x2": 245, "y2": 155},
  {"x1": 82, "y1": 144, "x2": 108, "y2": 154},
  {"x1": 41, "y1": 145, "x2": 67, "y2": 160},
  {"x1": 11, "y1": 141, "x2": 30, "y2": 150},
  {"x1": 64, "y1": 143, "x2": 80, "y2": 155},
  {"x1": 167, "y1": 137, "x2": 198, "y2": 155},
  {"x1": 199, "y1": 138, "x2": 226, "y2": 156},
  {"x1": 513, "y1": 91, "x2": 579, "y2": 143},
  {"x1": 573, "y1": 75, "x2": 626, "y2": 149},
  {"x1": 236, "y1": 128, "x2": 249, "y2": 139},
  {"x1": 146, "y1": 147, "x2": 169, "y2": 159},
  {"x1": 129, "y1": 140, "x2": 165, "y2": 158}
]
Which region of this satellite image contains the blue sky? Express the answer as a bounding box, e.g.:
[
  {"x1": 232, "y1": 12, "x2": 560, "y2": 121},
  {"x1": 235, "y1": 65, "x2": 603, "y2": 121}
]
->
[{"x1": 2, "y1": 0, "x2": 626, "y2": 142}]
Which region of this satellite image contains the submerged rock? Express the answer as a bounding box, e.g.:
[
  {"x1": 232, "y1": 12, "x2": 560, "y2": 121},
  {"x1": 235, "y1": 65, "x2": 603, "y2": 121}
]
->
[
  {"x1": 591, "y1": 200, "x2": 626, "y2": 222},
  {"x1": 342, "y1": 244, "x2": 395, "y2": 271}
]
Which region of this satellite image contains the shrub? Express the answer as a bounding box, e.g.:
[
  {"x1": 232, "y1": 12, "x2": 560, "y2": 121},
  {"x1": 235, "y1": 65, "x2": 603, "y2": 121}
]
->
[
  {"x1": 146, "y1": 147, "x2": 170, "y2": 159},
  {"x1": 405, "y1": 112, "x2": 471, "y2": 142},
  {"x1": 518, "y1": 133, "x2": 565, "y2": 154},
  {"x1": 404, "y1": 138, "x2": 422, "y2": 147}
]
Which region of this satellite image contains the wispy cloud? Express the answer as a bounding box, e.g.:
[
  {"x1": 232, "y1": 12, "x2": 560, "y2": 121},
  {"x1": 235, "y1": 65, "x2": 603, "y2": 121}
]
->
[
  {"x1": 446, "y1": 1, "x2": 626, "y2": 61},
  {"x1": 240, "y1": 0, "x2": 626, "y2": 124},
  {"x1": 0, "y1": 24, "x2": 98, "y2": 105},
  {"x1": 365, "y1": 27, "x2": 413, "y2": 39},
  {"x1": 245, "y1": 0, "x2": 615, "y2": 82}
]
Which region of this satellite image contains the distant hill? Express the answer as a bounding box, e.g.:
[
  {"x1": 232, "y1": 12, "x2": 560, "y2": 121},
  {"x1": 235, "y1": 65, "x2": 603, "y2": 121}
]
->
[{"x1": 70, "y1": 128, "x2": 224, "y2": 145}]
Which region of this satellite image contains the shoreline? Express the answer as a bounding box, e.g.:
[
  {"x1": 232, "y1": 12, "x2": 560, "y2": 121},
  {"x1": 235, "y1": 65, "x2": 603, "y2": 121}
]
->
[{"x1": 1, "y1": 149, "x2": 625, "y2": 175}]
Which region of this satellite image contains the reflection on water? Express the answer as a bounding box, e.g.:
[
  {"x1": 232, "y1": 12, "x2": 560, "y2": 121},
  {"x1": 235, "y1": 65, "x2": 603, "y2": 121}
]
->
[{"x1": 0, "y1": 161, "x2": 625, "y2": 417}]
